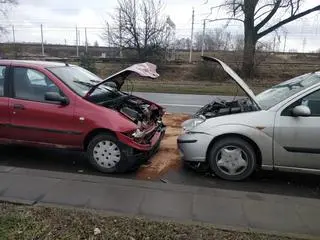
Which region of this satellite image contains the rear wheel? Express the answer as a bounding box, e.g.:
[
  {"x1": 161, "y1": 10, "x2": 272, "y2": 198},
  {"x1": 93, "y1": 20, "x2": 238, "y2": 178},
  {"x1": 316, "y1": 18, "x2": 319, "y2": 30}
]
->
[
  {"x1": 87, "y1": 134, "x2": 130, "y2": 173},
  {"x1": 208, "y1": 137, "x2": 256, "y2": 181}
]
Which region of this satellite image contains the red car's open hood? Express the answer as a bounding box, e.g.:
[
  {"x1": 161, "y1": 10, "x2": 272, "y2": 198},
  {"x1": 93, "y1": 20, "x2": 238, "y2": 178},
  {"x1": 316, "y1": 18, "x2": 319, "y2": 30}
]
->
[{"x1": 86, "y1": 62, "x2": 159, "y2": 96}]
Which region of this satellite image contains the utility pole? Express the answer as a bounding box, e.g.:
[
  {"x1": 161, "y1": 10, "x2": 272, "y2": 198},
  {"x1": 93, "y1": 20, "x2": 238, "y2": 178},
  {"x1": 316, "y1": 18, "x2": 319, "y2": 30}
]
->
[
  {"x1": 133, "y1": 0, "x2": 136, "y2": 31},
  {"x1": 107, "y1": 22, "x2": 111, "y2": 47},
  {"x1": 40, "y1": 24, "x2": 44, "y2": 56},
  {"x1": 78, "y1": 30, "x2": 81, "y2": 47},
  {"x1": 201, "y1": 19, "x2": 206, "y2": 56},
  {"x1": 302, "y1": 38, "x2": 306, "y2": 53},
  {"x1": 189, "y1": 7, "x2": 194, "y2": 63},
  {"x1": 12, "y1": 25, "x2": 15, "y2": 43},
  {"x1": 283, "y1": 31, "x2": 287, "y2": 53},
  {"x1": 119, "y1": 9, "x2": 123, "y2": 58},
  {"x1": 85, "y1": 27, "x2": 88, "y2": 53},
  {"x1": 316, "y1": 15, "x2": 319, "y2": 35},
  {"x1": 76, "y1": 26, "x2": 79, "y2": 57},
  {"x1": 272, "y1": 36, "x2": 276, "y2": 52}
]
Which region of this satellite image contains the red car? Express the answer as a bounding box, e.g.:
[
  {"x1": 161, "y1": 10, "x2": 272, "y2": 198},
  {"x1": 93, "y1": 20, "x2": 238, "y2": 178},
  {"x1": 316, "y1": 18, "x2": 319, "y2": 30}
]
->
[{"x1": 0, "y1": 60, "x2": 165, "y2": 173}]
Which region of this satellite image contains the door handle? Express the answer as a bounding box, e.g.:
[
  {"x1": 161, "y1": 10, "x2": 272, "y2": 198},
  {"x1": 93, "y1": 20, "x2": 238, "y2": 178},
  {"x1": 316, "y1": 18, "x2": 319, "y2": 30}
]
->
[{"x1": 13, "y1": 104, "x2": 25, "y2": 110}]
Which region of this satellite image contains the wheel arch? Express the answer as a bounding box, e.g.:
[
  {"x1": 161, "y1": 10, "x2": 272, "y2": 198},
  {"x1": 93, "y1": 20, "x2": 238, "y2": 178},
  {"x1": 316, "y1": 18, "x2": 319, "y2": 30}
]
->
[
  {"x1": 83, "y1": 128, "x2": 116, "y2": 150},
  {"x1": 205, "y1": 133, "x2": 262, "y2": 167}
]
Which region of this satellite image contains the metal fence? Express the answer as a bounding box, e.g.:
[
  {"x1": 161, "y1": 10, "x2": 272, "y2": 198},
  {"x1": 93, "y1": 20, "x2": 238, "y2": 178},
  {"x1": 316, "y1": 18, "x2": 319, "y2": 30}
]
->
[{"x1": 0, "y1": 23, "x2": 319, "y2": 60}]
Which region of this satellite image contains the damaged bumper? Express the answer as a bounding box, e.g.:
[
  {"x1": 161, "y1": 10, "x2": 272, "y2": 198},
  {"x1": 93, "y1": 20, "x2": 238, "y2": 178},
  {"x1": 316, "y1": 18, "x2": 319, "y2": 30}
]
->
[
  {"x1": 116, "y1": 123, "x2": 166, "y2": 167},
  {"x1": 117, "y1": 123, "x2": 166, "y2": 151}
]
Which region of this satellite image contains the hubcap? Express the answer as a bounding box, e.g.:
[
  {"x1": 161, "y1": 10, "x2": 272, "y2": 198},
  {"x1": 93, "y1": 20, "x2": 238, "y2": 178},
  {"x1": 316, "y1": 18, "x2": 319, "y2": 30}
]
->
[
  {"x1": 216, "y1": 145, "x2": 248, "y2": 176},
  {"x1": 93, "y1": 140, "x2": 121, "y2": 169}
]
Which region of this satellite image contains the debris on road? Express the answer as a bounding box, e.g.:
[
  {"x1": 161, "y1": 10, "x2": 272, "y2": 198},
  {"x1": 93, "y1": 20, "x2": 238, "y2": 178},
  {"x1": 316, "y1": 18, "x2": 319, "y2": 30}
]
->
[
  {"x1": 160, "y1": 178, "x2": 169, "y2": 183},
  {"x1": 136, "y1": 114, "x2": 190, "y2": 180}
]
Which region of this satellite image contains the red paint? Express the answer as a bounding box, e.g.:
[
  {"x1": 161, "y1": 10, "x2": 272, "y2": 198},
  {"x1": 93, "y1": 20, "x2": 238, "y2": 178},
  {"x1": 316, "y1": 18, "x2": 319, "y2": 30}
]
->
[{"x1": 0, "y1": 60, "x2": 164, "y2": 152}]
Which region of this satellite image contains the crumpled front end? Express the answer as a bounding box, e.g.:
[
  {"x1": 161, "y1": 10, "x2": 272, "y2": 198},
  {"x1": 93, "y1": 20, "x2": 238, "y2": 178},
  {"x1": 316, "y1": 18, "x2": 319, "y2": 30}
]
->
[{"x1": 109, "y1": 93, "x2": 166, "y2": 154}]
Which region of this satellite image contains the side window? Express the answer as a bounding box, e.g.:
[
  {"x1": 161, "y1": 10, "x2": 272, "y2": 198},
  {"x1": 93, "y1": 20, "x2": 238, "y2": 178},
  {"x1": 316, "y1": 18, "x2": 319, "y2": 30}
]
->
[
  {"x1": 13, "y1": 67, "x2": 61, "y2": 103},
  {"x1": 27, "y1": 69, "x2": 47, "y2": 86},
  {"x1": 0, "y1": 66, "x2": 7, "y2": 96},
  {"x1": 282, "y1": 89, "x2": 320, "y2": 116},
  {"x1": 301, "y1": 90, "x2": 320, "y2": 116}
]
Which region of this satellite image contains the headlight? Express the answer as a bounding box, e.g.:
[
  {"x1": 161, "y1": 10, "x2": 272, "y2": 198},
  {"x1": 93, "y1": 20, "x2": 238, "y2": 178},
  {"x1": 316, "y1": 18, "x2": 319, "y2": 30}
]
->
[
  {"x1": 123, "y1": 129, "x2": 145, "y2": 139},
  {"x1": 182, "y1": 116, "x2": 206, "y2": 132},
  {"x1": 132, "y1": 129, "x2": 144, "y2": 138}
]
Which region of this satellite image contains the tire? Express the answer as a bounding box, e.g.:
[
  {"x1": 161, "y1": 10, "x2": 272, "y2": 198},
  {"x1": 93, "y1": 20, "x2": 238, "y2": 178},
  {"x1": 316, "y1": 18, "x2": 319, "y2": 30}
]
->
[
  {"x1": 87, "y1": 133, "x2": 131, "y2": 173},
  {"x1": 208, "y1": 137, "x2": 256, "y2": 181}
]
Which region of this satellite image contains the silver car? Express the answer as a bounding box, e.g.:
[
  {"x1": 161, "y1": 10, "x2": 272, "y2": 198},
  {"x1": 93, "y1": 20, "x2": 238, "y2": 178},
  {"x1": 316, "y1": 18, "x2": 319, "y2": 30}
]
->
[{"x1": 178, "y1": 56, "x2": 320, "y2": 181}]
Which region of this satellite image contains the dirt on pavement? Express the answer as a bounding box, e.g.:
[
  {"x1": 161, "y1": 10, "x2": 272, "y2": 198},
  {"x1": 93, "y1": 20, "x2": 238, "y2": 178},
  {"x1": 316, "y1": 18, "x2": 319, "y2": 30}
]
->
[{"x1": 136, "y1": 113, "x2": 190, "y2": 180}]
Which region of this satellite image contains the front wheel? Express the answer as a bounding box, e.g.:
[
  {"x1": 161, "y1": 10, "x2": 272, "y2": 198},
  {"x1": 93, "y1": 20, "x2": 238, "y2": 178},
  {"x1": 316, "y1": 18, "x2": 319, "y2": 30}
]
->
[
  {"x1": 87, "y1": 134, "x2": 130, "y2": 173},
  {"x1": 208, "y1": 137, "x2": 256, "y2": 181}
]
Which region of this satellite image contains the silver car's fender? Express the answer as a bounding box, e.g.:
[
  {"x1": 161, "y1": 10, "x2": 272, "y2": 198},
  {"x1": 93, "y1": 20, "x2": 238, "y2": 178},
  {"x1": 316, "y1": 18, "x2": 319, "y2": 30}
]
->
[{"x1": 200, "y1": 124, "x2": 274, "y2": 167}]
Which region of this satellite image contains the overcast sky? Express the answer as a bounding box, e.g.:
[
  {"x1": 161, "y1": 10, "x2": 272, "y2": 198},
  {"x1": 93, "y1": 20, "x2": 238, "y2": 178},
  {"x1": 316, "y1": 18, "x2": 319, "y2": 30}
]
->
[{"x1": 1, "y1": 0, "x2": 320, "y2": 52}]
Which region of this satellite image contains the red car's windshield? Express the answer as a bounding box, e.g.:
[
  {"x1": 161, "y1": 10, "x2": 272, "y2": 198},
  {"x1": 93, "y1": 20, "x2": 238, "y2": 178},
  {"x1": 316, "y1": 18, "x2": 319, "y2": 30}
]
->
[{"x1": 48, "y1": 65, "x2": 116, "y2": 97}]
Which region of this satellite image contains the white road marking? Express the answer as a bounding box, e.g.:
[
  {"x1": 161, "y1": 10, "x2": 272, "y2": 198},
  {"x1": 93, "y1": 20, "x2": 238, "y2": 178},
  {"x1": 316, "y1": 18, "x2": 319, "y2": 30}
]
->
[{"x1": 159, "y1": 103, "x2": 203, "y2": 107}]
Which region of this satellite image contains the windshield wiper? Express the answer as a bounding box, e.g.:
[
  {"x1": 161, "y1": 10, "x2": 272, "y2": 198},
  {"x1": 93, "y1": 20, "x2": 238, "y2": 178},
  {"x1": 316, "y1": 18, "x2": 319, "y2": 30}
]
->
[
  {"x1": 74, "y1": 80, "x2": 94, "y2": 87},
  {"x1": 89, "y1": 79, "x2": 101, "y2": 83}
]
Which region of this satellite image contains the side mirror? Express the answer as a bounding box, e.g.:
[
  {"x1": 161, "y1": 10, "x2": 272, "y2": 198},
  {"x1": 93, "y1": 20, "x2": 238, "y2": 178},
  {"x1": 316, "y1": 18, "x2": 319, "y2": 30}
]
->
[
  {"x1": 292, "y1": 105, "x2": 311, "y2": 117},
  {"x1": 45, "y1": 92, "x2": 69, "y2": 105}
]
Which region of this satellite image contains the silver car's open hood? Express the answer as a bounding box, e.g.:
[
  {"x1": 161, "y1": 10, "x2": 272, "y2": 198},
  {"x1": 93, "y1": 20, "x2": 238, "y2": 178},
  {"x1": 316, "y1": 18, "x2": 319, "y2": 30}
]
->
[
  {"x1": 202, "y1": 56, "x2": 262, "y2": 109},
  {"x1": 86, "y1": 62, "x2": 159, "y2": 96}
]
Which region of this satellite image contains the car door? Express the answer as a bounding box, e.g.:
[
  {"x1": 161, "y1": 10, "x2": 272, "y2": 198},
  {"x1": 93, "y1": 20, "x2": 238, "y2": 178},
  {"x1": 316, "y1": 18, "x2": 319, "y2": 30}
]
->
[
  {"x1": 274, "y1": 88, "x2": 320, "y2": 170},
  {"x1": 0, "y1": 65, "x2": 10, "y2": 139},
  {"x1": 9, "y1": 66, "x2": 80, "y2": 147}
]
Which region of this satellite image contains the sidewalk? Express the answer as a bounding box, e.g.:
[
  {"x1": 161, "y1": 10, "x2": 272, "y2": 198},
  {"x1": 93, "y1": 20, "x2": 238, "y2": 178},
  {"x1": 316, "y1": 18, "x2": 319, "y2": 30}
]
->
[{"x1": 0, "y1": 165, "x2": 319, "y2": 238}]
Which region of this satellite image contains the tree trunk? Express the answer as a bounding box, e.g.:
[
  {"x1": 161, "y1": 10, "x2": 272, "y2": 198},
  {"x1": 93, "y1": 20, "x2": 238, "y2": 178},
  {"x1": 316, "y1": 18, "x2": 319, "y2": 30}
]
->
[
  {"x1": 242, "y1": 0, "x2": 258, "y2": 79},
  {"x1": 242, "y1": 29, "x2": 257, "y2": 79}
]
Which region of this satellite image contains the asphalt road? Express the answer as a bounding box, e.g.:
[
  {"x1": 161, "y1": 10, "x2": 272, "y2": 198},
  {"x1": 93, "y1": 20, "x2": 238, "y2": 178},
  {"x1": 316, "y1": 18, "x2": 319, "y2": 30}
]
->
[
  {"x1": 1, "y1": 92, "x2": 320, "y2": 199},
  {"x1": 1, "y1": 145, "x2": 320, "y2": 199},
  {"x1": 132, "y1": 92, "x2": 236, "y2": 114}
]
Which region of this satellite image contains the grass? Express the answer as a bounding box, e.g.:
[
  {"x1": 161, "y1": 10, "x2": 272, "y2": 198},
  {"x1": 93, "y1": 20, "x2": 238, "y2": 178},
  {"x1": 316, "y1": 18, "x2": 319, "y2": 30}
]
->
[
  {"x1": 124, "y1": 80, "x2": 267, "y2": 95},
  {"x1": 0, "y1": 203, "x2": 307, "y2": 240}
]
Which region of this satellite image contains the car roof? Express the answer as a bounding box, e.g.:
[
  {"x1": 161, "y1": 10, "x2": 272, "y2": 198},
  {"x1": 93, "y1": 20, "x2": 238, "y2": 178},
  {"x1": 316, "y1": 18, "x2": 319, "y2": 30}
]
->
[{"x1": 0, "y1": 59, "x2": 67, "y2": 68}]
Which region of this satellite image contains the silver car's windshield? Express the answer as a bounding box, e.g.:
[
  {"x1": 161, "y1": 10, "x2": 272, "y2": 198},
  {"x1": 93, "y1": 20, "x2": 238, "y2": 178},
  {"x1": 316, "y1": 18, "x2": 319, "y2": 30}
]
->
[{"x1": 255, "y1": 72, "x2": 320, "y2": 110}]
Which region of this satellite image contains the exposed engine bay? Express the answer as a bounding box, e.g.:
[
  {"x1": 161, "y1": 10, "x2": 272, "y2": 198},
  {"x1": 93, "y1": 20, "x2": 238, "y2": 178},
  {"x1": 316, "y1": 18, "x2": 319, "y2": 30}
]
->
[
  {"x1": 94, "y1": 92, "x2": 162, "y2": 125},
  {"x1": 194, "y1": 98, "x2": 257, "y2": 119},
  {"x1": 88, "y1": 90, "x2": 164, "y2": 144},
  {"x1": 118, "y1": 96, "x2": 162, "y2": 126}
]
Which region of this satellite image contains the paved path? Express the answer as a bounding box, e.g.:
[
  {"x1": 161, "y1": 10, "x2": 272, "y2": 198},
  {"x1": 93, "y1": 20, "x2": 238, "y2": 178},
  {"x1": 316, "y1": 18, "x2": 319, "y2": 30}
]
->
[
  {"x1": 132, "y1": 92, "x2": 236, "y2": 114},
  {"x1": 1, "y1": 166, "x2": 319, "y2": 238}
]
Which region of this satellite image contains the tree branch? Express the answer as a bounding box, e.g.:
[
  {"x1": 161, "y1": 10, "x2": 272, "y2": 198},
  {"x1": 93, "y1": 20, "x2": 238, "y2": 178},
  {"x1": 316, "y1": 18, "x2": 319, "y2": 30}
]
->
[
  {"x1": 254, "y1": 8, "x2": 273, "y2": 21},
  {"x1": 255, "y1": 0, "x2": 282, "y2": 31},
  {"x1": 254, "y1": 3, "x2": 276, "y2": 16},
  {"x1": 207, "y1": 17, "x2": 244, "y2": 23},
  {"x1": 257, "y1": 4, "x2": 320, "y2": 39}
]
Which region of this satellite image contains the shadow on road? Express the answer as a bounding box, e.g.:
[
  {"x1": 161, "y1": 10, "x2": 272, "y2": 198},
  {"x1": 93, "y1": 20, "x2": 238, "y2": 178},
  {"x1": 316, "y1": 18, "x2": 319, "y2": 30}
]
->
[
  {"x1": 162, "y1": 166, "x2": 320, "y2": 199},
  {"x1": 0, "y1": 145, "x2": 135, "y2": 179},
  {"x1": 1, "y1": 145, "x2": 320, "y2": 199}
]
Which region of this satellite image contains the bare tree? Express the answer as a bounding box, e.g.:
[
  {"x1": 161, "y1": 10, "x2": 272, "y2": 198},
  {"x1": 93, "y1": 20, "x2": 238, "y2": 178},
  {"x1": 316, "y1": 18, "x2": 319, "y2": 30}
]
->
[
  {"x1": 175, "y1": 38, "x2": 191, "y2": 50},
  {"x1": 103, "y1": 0, "x2": 168, "y2": 59},
  {"x1": 210, "y1": 0, "x2": 320, "y2": 78},
  {"x1": 194, "y1": 28, "x2": 232, "y2": 51},
  {"x1": 0, "y1": 0, "x2": 18, "y2": 33}
]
